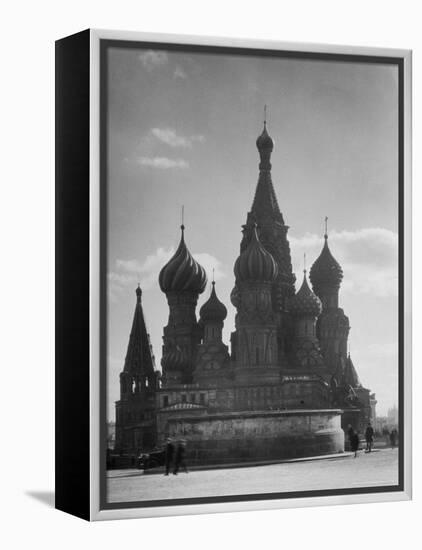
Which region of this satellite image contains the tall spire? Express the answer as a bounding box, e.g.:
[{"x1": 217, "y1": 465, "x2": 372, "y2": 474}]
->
[{"x1": 123, "y1": 286, "x2": 155, "y2": 375}]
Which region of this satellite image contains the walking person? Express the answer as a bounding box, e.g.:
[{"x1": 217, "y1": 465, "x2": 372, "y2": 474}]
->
[
  {"x1": 164, "y1": 437, "x2": 175, "y2": 476},
  {"x1": 350, "y1": 429, "x2": 360, "y2": 458},
  {"x1": 382, "y1": 426, "x2": 390, "y2": 446},
  {"x1": 173, "y1": 439, "x2": 188, "y2": 475},
  {"x1": 365, "y1": 422, "x2": 374, "y2": 453}
]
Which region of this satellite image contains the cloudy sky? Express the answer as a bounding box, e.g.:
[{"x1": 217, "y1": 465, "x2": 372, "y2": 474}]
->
[{"x1": 106, "y1": 46, "x2": 399, "y2": 420}]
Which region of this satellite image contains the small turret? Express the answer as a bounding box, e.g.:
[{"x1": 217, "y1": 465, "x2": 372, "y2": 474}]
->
[
  {"x1": 200, "y1": 281, "x2": 227, "y2": 324},
  {"x1": 290, "y1": 271, "x2": 322, "y2": 319},
  {"x1": 310, "y1": 219, "x2": 343, "y2": 309}
]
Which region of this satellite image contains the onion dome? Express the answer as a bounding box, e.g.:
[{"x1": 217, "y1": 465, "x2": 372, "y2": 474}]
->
[
  {"x1": 310, "y1": 234, "x2": 343, "y2": 295},
  {"x1": 256, "y1": 121, "x2": 274, "y2": 171},
  {"x1": 161, "y1": 347, "x2": 189, "y2": 371},
  {"x1": 159, "y1": 225, "x2": 207, "y2": 294},
  {"x1": 289, "y1": 271, "x2": 322, "y2": 317},
  {"x1": 200, "y1": 281, "x2": 227, "y2": 323},
  {"x1": 256, "y1": 121, "x2": 274, "y2": 153},
  {"x1": 234, "y1": 224, "x2": 278, "y2": 283}
]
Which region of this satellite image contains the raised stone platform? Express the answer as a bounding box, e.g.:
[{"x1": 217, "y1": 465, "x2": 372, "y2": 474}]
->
[{"x1": 165, "y1": 408, "x2": 344, "y2": 465}]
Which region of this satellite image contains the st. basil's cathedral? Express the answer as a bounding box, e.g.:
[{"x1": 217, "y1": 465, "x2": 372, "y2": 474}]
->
[{"x1": 114, "y1": 122, "x2": 377, "y2": 464}]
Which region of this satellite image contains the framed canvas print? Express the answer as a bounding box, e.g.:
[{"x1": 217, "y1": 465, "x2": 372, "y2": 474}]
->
[{"x1": 55, "y1": 29, "x2": 412, "y2": 521}]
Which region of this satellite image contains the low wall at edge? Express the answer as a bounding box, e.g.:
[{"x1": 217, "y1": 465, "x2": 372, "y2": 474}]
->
[{"x1": 165, "y1": 409, "x2": 344, "y2": 465}]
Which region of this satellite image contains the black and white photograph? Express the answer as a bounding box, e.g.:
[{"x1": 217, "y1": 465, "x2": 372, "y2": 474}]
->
[
  {"x1": 101, "y1": 38, "x2": 405, "y2": 509},
  {"x1": 4, "y1": 0, "x2": 421, "y2": 545}
]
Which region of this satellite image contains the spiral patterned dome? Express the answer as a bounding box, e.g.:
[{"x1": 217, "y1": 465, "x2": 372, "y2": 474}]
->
[
  {"x1": 234, "y1": 225, "x2": 278, "y2": 283},
  {"x1": 200, "y1": 282, "x2": 227, "y2": 323},
  {"x1": 289, "y1": 271, "x2": 322, "y2": 317},
  {"x1": 159, "y1": 225, "x2": 207, "y2": 294},
  {"x1": 161, "y1": 347, "x2": 189, "y2": 371},
  {"x1": 256, "y1": 122, "x2": 274, "y2": 153},
  {"x1": 309, "y1": 235, "x2": 343, "y2": 295}
]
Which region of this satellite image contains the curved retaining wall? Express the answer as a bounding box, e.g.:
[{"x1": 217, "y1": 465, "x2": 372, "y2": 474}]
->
[{"x1": 166, "y1": 409, "x2": 344, "y2": 465}]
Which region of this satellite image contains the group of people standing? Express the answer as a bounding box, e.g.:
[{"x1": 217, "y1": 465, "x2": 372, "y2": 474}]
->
[
  {"x1": 347, "y1": 423, "x2": 374, "y2": 457},
  {"x1": 382, "y1": 426, "x2": 399, "y2": 448},
  {"x1": 164, "y1": 438, "x2": 188, "y2": 475},
  {"x1": 347, "y1": 422, "x2": 399, "y2": 458}
]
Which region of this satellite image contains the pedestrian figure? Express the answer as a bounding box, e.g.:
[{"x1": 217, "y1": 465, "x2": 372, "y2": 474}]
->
[
  {"x1": 164, "y1": 437, "x2": 175, "y2": 476},
  {"x1": 365, "y1": 422, "x2": 374, "y2": 452},
  {"x1": 173, "y1": 439, "x2": 188, "y2": 475},
  {"x1": 346, "y1": 424, "x2": 356, "y2": 452},
  {"x1": 382, "y1": 427, "x2": 390, "y2": 446},
  {"x1": 390, "y1": 428, "x2": 398, "y2": 448},
  {"x1": 350, "y1": 429, "x2": 360, "y2": 458}
]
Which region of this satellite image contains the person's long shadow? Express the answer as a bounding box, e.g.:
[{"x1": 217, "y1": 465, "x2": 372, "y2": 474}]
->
[{"x1": 25, "y1": 491, "x2": 55, "y2": 508}]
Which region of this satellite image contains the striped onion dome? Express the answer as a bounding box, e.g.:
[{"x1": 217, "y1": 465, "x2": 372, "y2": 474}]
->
[
  {"x1": 289, "y1": 271, "x2": 322, "y2": 317},
  {"x1": 161, "y1": 347, "x2": 189, "y2": 371},
  {"x1": 309, "y1": 235, "x2": 343, "y2": 296},
  {"x1": 234, "y1": 224, "x2": 278, "y2": 283},
  {"x1": 159, "y1": 225, "x2": 207, "y2": 294},
  {"x1": 200, "y1": 281, "x2": 227, "y2": 323}
]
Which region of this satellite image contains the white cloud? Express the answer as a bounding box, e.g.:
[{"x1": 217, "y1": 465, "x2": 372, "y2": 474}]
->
[
  {"x1": 137, "y1": 156, "x2": 189, "y2": 169},
  {"x1": 138, "y1": 50, "x2": 168, "y2": 71},
  {"x1": 289, "y1": 227, "x2": 398, "y2": 297},
  {"x1": 193, "y1": 253, "x2": 225, "y2": 284},
  {"x1": 108, "y1": 247, "x2": 225, "y2": 299},
  {"x1": 150, "y1": 127, "x2": 205, "y2": 148}
]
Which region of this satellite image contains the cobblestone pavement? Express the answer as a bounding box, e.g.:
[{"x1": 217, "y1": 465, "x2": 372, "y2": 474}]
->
[{"x1": 107, "y1": 448, "x2": 399, "y2": 504}]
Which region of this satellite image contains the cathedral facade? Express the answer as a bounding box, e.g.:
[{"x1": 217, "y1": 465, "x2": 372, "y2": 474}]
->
[{"x1": 115, "y1": 123, "x2": 375, "y2": 464}]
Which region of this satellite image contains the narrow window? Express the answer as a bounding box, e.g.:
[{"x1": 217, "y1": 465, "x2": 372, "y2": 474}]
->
[
  {"x1": 200, "y1": 393, "x2": 205, "y2": 405},
  {"x1": 163, "y1": 395, "x2": 169, "y2": 408},
  {"x1": 256, "y1": 347, "x2": 260, "y2": 364},
  {"x1": 181, "y1": 394, "x2": 187, "y2": 403},
  {"x1": 190, "y1": 393, "x2": 196, "y2": 403}
]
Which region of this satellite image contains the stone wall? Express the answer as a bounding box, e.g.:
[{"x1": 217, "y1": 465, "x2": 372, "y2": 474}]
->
[{"x1": 164, "y1": 409, "x2": 344, "y2": 465}]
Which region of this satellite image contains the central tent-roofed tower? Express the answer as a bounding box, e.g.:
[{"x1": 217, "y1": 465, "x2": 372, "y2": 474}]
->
[{"x1": 231, "y1": 121, "x2": 296, "y2": 370}]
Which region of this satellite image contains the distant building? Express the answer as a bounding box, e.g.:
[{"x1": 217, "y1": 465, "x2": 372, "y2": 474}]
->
[
  {"x1": 387, "y1": 404, "x2": 399, "y2": 426},
  {"x1": 114, "y1": 122, "x2": 375, "y2": 464}
]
